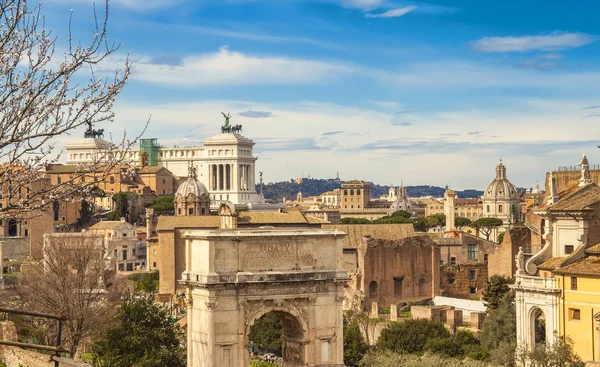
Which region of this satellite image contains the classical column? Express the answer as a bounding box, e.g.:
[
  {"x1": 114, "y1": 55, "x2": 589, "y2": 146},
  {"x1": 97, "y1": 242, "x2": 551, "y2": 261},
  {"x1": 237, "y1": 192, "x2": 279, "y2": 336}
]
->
[
  {"x1": 246, "y1": 165, "x2": 251, "y2": 192},
  {"x1": 218, "y1": 164, "x2": 222, "y2": 191},
  {"x1": 232, "y1": 163, "x2": 239, "y2": 193},
  {"x1": 226, "y1": 164, "x2": 231, "y2": 191}
]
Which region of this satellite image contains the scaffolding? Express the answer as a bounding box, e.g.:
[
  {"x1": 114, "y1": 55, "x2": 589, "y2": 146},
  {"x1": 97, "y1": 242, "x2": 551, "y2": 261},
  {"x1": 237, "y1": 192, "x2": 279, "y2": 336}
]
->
[{"x1": 139, "y1": 138, "x2": 159, "y2": 166}]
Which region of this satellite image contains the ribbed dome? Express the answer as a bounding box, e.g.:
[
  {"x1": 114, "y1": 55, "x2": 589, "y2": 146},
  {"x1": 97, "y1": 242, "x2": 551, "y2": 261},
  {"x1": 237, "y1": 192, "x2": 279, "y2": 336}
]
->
[
  {"x1": 176, "y1": 177, "x2": 209, "y2": 198},
  {"x1": 176, "y1": 163, "x2": 209, "y2": 198},
  {"x1": 484, "y1": 161, "x2": 519, "y2": 201}
]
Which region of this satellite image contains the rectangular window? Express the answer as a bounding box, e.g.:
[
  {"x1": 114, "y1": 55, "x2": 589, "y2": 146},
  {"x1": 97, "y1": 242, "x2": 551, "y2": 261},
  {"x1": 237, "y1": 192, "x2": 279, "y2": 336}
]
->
[
  {"x1": 469, "y1": 287, "x2": 476, "y2": 294},
  {"x1": 394, "y1": 278, "x2": 403, "y2": 298},
  {"x1": 484, "y1": 254, "x2": 488, "y2": 263},
  {"x1": 450, "y1": 257, "x2": 456, "y2": 265},
  {"x1": 565, "y1": 245, "x2": 574, "y2": 255},
  {"x1": 468, "y1": 244, "x2": 478, "y2": 261},
  {"x1": 469, "y1": 269, "x2": 476, "y2": 281},
  {"x1": 122, "y1": 250, "x2": 128, "y2": 261},
  {"x1": 569, "y1": 308, "x2": 581, "y2": 321},
  {"x1": 571, "y1": 277, "x2": 577, "y2": 290}
]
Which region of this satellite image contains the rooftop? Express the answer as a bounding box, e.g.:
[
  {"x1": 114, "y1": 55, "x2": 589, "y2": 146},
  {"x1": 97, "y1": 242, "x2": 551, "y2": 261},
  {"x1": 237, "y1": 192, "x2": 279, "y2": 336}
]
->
[{"x1": 547, "y1": 183, "x2": 600, "y2": 211}]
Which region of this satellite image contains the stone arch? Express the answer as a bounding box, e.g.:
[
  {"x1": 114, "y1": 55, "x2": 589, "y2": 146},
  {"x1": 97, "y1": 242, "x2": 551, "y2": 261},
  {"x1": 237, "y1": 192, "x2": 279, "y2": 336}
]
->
[
  {"x1": 244, "y1": 304, "x2": 309, "y2": 367},
  {"x1": 529, "y1": 307, "x2": 547, "y2": 347}
]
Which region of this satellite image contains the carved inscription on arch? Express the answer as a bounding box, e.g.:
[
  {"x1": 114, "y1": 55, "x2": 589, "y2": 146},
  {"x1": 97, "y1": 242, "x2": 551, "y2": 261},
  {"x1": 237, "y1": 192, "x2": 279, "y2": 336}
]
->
[{"x1": 242, "y1": 243, "x2": 315, "y2": 269}]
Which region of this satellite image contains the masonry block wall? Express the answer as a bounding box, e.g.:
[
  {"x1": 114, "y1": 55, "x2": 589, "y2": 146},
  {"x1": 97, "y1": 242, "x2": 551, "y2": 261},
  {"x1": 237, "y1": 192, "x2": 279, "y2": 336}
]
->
[{"x1": 440, "y1": 263, "x2": 487, "y2": 298}]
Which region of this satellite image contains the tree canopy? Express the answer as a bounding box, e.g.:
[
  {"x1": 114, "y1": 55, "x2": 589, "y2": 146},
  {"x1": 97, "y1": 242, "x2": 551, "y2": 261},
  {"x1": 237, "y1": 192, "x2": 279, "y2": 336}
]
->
[
  {"x1": 376, "y1": 319, "x2": 450, "y2": 355},
  {"x1": 472, "y1": 217, "x2": 504, "y2": 240},
  {"x1": 482, "y1": 275, "x2": 513, "y2": 311},
  {"x1": 92, "y1": 295, "x2": 186, "y2": 367}
]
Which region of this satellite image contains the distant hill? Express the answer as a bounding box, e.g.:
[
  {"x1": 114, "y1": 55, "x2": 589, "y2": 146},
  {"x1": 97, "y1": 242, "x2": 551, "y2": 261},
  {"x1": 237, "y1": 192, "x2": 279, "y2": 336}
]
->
[{"x1": 256, "y1": 178, "x2": 483, "y2": 201}]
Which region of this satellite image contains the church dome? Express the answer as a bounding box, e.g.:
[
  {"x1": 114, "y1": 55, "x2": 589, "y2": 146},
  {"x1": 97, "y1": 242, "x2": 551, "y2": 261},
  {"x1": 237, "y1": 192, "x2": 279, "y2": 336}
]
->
[
  {"x1": 175, "y1": 164, "x2": 209, "y2": 198},
  {"x1": 176, "y1": 177, "x2": 209, "y2": 198},
  {"x1": 483, "y1": 161, "x2": 519, "y2": 201}
]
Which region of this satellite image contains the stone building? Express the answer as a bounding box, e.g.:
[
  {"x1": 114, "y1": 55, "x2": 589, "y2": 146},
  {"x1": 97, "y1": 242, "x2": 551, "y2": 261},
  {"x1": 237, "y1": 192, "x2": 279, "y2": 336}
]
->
[
  {"x1": 182, "y1": 215, "x2": 347, "y2": 367},
  {"x1": 482, "y1": 160, "x2": 520, "y2": 228},
  {"x1": 89, "y1": 218, "x2": 147, "y2": 271},
  {"x1": 388, "y1": 184, "x2": 413, "y2": 215},
  {"x1": 65, "y1": 116, "x2": 265, "y2": 208},
  {"x1": 434, "y1": 230, "x2": 498, "y2": 298},
  {"x1": 150, "y1": 209, "x2": 328, "y2": 296},
  {"x1": 174, "y1": 163, "x2": 211, "y2": 216},
  {"x1": 340, "y1": 180, "x2": 371, "y2": 210},
  {"x1": 360, "y1": 235, "x2": 441, "y2": 307},
  {"x1": 514, "y1": 154, "x2": 600, "y2": 361}
]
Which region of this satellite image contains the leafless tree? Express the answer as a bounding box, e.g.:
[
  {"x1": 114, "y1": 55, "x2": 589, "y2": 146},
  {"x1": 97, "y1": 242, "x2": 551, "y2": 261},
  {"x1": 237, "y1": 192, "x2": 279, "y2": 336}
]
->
[
  {"x1": 0, "y1": 0, "x2": 142, "y2": 219},
  {"x1": 16, "y1": 233, "x2": 124, "y2": 357}
]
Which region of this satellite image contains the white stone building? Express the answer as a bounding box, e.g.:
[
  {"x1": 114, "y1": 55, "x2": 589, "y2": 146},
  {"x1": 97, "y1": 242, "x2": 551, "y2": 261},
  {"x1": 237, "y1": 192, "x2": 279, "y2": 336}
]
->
[
  {"x1": 513, "y1": 154, "x2": 598, "y2": 353},
  {"x1": 89, "y1": 219, "x2": 146, "y2": 271},
  {"x1": 483, "y1": 160, "x2": 520, "y2": 224},
  {"x1": 65, "y1": 123, "x2": 265, "y2": 208}
]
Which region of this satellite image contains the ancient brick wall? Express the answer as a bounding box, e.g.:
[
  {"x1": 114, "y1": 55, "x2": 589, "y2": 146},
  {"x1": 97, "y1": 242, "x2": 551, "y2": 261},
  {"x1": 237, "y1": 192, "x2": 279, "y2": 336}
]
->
[
  {"x1": 488, "y1": 227, "x2": 530, "y2": 278},
  {"x1": 440, "y1": 263, "x2": 487, "y2": 299},
  {"x1": 363, "y1": 236, "x2": 439, "y2": 306},
  {"x1": 545, "y1": 170, "x2": 600, "y2": 195}
]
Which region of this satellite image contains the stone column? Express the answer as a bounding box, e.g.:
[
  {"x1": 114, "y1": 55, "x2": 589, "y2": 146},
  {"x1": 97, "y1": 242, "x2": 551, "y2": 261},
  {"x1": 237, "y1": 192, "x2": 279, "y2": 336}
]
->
[{"x1": 232, "y1": 163, "x2": 239, "y2": 194}]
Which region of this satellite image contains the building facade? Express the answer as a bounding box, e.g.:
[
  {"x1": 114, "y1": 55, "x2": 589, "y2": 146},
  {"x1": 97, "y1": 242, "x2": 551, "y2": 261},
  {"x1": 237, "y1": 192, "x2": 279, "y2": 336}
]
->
[{"x1": 65, "y1": 118, "x2": 264, "y2": 207}]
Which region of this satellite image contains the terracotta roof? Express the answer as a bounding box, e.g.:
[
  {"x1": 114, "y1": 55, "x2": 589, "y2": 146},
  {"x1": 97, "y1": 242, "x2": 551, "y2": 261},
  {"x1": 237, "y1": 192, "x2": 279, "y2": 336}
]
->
[
  {"x1": 322, "y1": 223, "x2": 415, "y2": 249},
  {"x1": 156, "y1": 216, "x2": 220, "y2": 231},
  {"x1": 238, "y1": 211, "x2": 308, "y2": 224},
  {"x1": 304, "y1": 215, "x2": 330, "y2": 224},
  {"x1": 368, "y1": 234, "x2": 436, "y2": 248},
  {"x1": 553, "y1": 255, "x2": 600, "y2": 276},
  {"x1": 585, "y1": 243, "x2": 600, "y2": 255},
  {"x1": 89, "y1": 220, "x2": 134, "y2": 230},
  {"x1": 138, "y1": 166, "x2": 169, "y2": 174},
  {"x1": 547, "y1": 183, "x2": 600, "y2": 211},
  {"x1": 538, "y1": 256, "x2": 567, "y2": 270},
  {"x1": 342, "y1": 180, "x2": 369, "y2": 186}
]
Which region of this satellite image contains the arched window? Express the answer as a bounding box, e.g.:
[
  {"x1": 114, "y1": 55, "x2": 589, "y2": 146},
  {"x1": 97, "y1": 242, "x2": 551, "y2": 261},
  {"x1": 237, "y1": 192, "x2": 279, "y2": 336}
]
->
[
  {"x1": 350, "y1": 189, "x2": 354, "y2": 195},
  {"x1": 53, "y1": 200, "x2": 60, "y2": 221},
  {"x1": 109, "y1": 176, "x2": 115, "y2": 184},
  {"x1": 369, "y1": 281, "x2": 378, "y2": 299},
  {"x1": 343, "y1": 190, "x2": 348, "y2": 195},
  {"x1": 486, "y1": 205, "x2": 490, "y2": 213},
  {"x1": 498, "y1": 204, "x2": 503, "y2": 213},
  {"x1": 356, "y1": 189, "x2": 361, "y2": 195}
]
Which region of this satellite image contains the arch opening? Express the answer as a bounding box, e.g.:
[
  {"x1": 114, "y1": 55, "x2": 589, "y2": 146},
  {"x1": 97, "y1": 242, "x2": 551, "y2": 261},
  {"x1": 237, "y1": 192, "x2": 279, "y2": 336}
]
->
[
  {"x1": 247, "y1": 310, "x2": 306, "y2": 367},
  {"x1": 531, "y1": 307, "x2": 546, "y2": 348},
  {"x1": 368, "y1": 281, "x2": 378, "y2": 301}
]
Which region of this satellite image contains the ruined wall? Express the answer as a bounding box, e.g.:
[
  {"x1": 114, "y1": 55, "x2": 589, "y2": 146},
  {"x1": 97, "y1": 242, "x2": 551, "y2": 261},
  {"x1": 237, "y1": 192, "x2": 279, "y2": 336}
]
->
[
  {"x1": 363, "y1": 235, "x2": 439, "y2": 307},
  {"x1": 488, "y1": 227, "x2": 530, "y2": 278},
  {"x1": 440, "y1": 263, "x2": 487, "y2": 299}
]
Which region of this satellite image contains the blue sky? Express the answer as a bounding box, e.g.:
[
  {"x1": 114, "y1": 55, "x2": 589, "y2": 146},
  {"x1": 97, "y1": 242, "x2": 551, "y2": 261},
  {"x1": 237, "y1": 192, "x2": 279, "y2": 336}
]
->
[{"x1": 46, "y1": 0, "x2": 600, "y2": 190}]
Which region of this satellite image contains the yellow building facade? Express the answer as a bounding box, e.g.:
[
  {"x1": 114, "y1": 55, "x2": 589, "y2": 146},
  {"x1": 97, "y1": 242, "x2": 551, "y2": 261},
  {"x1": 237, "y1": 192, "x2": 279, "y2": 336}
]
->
[{"x1": 553, "y1": 246, "x2": 600, "y2": 362}]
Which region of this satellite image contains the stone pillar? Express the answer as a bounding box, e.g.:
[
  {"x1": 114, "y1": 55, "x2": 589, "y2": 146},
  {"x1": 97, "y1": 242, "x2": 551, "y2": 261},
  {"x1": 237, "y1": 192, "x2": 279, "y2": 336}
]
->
[
  {"x1": 444, "y1": 189, "x2": 456, "y2": 231},
  {"x1": 232, "y1": 163, "x2": 239, "y2": 194},
  {"x1": 390, "y1": 304, "x2": 398, "y2": 322},
  {"x1": 370, "y1": 302, "x2": 378, "y2": 318}
]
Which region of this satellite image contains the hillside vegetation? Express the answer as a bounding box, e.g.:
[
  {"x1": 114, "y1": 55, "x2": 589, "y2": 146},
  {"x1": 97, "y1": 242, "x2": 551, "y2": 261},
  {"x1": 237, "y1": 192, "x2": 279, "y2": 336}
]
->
[{"x1": 257, "y1": 178, "x2": 483, "y2": 201}]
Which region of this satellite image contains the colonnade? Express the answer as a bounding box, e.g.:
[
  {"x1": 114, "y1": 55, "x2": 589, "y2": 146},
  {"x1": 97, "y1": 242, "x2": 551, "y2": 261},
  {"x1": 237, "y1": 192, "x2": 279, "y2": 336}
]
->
[{"x1": 208, "y1": 163, "x2": 254, "y2": 191}]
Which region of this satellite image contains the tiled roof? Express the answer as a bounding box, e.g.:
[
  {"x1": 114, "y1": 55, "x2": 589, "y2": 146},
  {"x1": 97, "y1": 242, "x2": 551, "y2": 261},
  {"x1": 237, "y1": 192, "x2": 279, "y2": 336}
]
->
[
  {"x1": 138, "y1": 166, "x2": 174, "y2": 175},
  {"x1": 538, "y1": 256, "x2": 567, "y2": 270},
  {"x1": 547, "y1": 183, "x2": 600, "y2": 211},
  {"x1": 321, "y1": 223, "x2": 415, "y2": 249},
  {"x1": 304, "y1": 215, "x2": 330, "y2": 224},
  {"x1": 89, "y1": 220, "x2": 133, "y2": 230},
  {"x1": 156, "y1": 211, "x2": 313, "y2": 231},
  {"x1": 238, "y1": 211, "x2": 308, "y2": 224},
  {"x1": 156, "y1": 216, "x2": 220, "y2": 231},
  {"x1": 585, "y1": 243, "x2": 600, "y2": 255},
  {"x1": 553, "y1": 255, "x2": 600, "y2": 276}
]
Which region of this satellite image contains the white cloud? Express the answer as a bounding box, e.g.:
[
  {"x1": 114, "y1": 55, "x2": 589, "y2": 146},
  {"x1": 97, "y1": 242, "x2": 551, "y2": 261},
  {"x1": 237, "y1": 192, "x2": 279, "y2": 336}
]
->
[
  {"x1": 130, "y1": 46, "x2": 356, "y2": 86},
  {"x1": 365, "y1": 6, "x2": 417, "y2": 18},
  {"x1": 470, "y1": 32, "x2": 597, "y2": 53},
  {"x1": 340, "y1": 0, "x2": 386, "y2": 10},
  {"x1": 57, "y1": 97, "x2": 600, "y2": 190}
]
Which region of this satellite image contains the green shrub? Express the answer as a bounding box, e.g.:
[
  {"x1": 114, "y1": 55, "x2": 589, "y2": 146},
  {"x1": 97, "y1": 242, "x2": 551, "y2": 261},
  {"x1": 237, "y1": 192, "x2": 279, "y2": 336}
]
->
[
  {"x1": 344, "y1": 319, "x2": 369, "y2": 367},
  {"x1": 376, "y1": 319, "x2": 450, "y2": 355}
]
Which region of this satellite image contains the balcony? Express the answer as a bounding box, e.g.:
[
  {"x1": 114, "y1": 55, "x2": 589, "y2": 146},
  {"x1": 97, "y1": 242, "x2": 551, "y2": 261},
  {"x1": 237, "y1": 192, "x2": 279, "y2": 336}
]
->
[{"x1": 515, "y1": 274, "x2": 559, "y2": 291}]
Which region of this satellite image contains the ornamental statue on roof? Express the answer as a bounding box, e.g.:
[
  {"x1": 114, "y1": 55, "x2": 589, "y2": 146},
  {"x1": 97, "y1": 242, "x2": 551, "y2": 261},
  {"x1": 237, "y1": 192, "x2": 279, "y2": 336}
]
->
[
  {"x1": 83, "y1": 120, "x2": 105, "y2": 139},
  {"x1": 221, "y1": 112, "x2": 243, "y2": 134}
]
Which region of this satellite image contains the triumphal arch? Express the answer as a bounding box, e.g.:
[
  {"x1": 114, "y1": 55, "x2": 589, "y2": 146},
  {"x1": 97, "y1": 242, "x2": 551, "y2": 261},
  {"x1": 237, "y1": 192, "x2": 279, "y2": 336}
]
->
[{"x1": 180, "y1": 222, "x2": 348, "y2": 367}]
